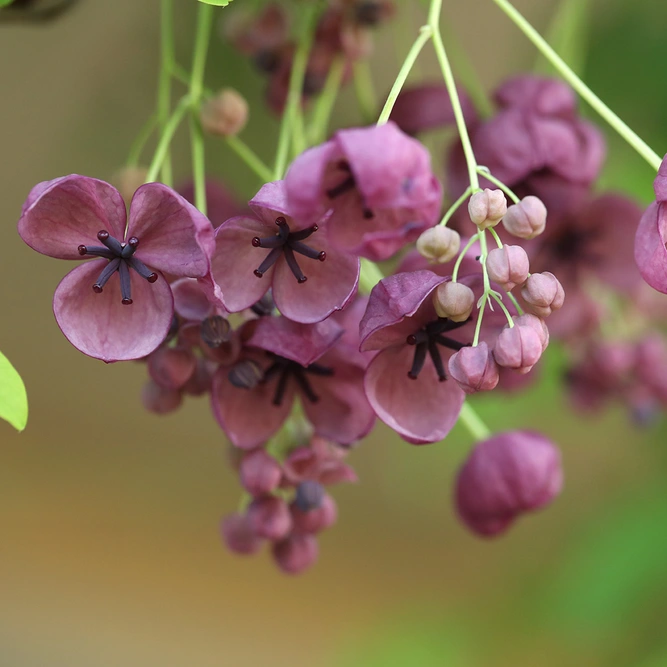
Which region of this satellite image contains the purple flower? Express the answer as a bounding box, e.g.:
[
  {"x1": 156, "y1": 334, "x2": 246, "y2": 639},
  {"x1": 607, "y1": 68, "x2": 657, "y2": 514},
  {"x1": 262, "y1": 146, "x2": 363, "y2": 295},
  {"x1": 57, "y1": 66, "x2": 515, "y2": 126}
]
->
[
  {"x1": 455, "y1": 431, "x2": 563, "y2": 537},
  {"x1": 284, "y1": 122, "x2": 442, "y2": 260},
  {"x1": 635, "y1": 203, "x2": 667, "y2": 294},
  {"x1": 18, "y1": 175, "x2": 215, "y2": 362},
  {"x1": 212, "y1": 180, "x2": 359, "y2": 323},
  {"x1": 359, "y1": 270, "x2": 470, "y2": 443}
]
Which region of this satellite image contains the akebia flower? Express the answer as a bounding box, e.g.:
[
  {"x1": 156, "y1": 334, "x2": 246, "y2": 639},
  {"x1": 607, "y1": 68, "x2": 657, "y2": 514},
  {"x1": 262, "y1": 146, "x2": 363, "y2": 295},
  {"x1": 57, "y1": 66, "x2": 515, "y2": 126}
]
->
[
  {"x1": 359, "y1": 270, "x2": 471, "y2": 444},
  {"x1": 284, "y1": 122, "x2": 442, "y2": 261},
  {"x1": 455, "y1": 431, "x2": 563, "y2": 537},
  {"x1": 18, "y1": 175, "x2": 215, "y2": 362},
  {"x1": 212, "y1": 180, "x2": 359, "y2": 323}
]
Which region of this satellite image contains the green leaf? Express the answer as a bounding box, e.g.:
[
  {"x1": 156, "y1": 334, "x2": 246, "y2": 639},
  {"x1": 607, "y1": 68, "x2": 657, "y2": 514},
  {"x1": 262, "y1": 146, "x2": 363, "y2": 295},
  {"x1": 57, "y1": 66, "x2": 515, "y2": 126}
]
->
[
  {"x1": 0, "y1": 350, "x2": 28, "y2": 431},
  {"x1": 197, "y1": 0, "x2": 233, "y2": 6},
  {"x1": 0, "y1": 0, "x2": 16, "y2": 7}
]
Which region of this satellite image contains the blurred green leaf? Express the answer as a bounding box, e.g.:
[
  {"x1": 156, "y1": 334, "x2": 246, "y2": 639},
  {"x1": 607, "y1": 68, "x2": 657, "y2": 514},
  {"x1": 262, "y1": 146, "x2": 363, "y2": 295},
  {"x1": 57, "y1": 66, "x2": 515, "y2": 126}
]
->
[
  {"x1": 0, "y1": 0, "x2": 16, "y2": 7},
  {"x1": 0, "y1": 350, "x2": 28, "y2": 431},
  {"x1": 198, "y1": 0, "x2": 233, "y2": 6}
]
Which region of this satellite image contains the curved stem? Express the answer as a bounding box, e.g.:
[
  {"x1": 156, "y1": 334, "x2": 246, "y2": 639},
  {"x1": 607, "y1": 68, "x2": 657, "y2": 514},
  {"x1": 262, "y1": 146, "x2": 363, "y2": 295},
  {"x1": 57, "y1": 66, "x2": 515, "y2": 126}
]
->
[
  {"x1": 458, "y1": 402, "x2": 491, "y2": 442},
  {"x1": 452, "y1": 233, "x2": 479, "y2": 282},
  {"x1": 476, "y1": 166, "x2": 520, "y2": 203},
  {"x1": 492, "y1": 0, "x2": 662, "y2": 171},
  {"x1": 487, "y1": 227, "x2": 503, "y2": 248},
  {"x1": 309, "y1": 56, "x2": 345, "y2": 145},
  {"x1": 146, "y1": 96, "x2": 190, "y2": 183},
  {"x1": 126, "y1": 113, "x2": 157, "y2": 167},
  {"x1": 225, "y1": 135, "x2": 274, "y2": 184},
  {"x1": 439, "y1": 186, "x2": 472, "y2": 227},
  {"x1": 489, "y1": 291, "x2": 515, "y2": 327},
  {"x1": 157, "y1": 0, "x2": 175, "y2": 185}
]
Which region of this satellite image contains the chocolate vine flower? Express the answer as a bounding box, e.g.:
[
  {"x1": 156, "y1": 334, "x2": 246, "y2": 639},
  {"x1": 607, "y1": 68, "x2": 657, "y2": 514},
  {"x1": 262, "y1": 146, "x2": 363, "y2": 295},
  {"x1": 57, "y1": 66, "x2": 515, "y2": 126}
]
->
[
  {"x1": 359, "y1": 270, "x2": 472, "y2": 444},
  {"x1": 18, "y1": 175, "x2": 215, "y2": 362},
  {"x1": 212, "y1": 181, "x2": 359, "y2": 324},
  {"x1": 284, "y1": 122, "x2": 443, "y2": 261}
]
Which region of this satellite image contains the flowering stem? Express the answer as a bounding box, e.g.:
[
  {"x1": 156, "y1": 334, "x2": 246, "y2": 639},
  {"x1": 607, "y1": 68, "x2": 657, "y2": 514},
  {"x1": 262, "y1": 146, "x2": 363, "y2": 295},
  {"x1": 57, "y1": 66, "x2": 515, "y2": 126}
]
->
[
  {"x1": 452, "y1": 233, "x2": 479, "y2": 283},
  {"x1": 439, "y1": 186, "x2": 472, "y2": 227},
  {"x1": 487, "y1": 227, "x2": 503, "y2": 249},
  {"x1": 353, "y1": 60, "x2": 378, "y2": 125},
  {"x1": 158, "y1": 0, "x2": 175, "y2": 185},
  {"x1": 472, "y1": 298, "x2": 486, "y2": 347},
  {"x1": 377, "y1": 26, "x2": 431, "y2": 125},
  {"x1": 491, "y1": 0, "x2": 662, "y2": 171},
  {"x1": 458, "y1": 402, "x2": 491, "y2": 441},
  {"x1": 359, "y1": 258, "x2": 385, "y2": 293},
  {"x1": 225, "y1": 135, "x2": 275, "y2": 184},
  {"x1": 476, "y1": 167, "x2": 520, "y2": 204},
  {"x1": 146, "y1": 96, "x2": 191, "y2": 183},
  {"x1": 506, "y1": 290, "x2": 524, "y2": 316},
  {"x1": 309, "y1": 56, "x2": 345, "y2": 145},
  {"x1": 126, "y1": 113, "x2": 157, "y2": 167},
  {"x1": 490, "y1": 291, "x2": 515, "y2": 327}
]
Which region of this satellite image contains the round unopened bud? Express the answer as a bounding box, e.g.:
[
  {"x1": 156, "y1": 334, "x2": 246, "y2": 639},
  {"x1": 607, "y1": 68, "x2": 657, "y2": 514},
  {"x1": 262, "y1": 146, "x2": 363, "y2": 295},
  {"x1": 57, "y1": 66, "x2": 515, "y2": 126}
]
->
[
  {"x1": 141, "y1": 380, "x2": 182, "y2": 414},
  {"x1": 272, "y1": 534, "x2": 319, "y2": 575},
  {"x1": 200, "y1": 89, "x2": 249, "y2": 137},
  {"x1": 416, "y1": 226, "x2": 461, "y2": 263},
  {"x1": 200, "y1": 315, "x2": 231, "y2": 348},
  {"x1": 448, "y1": 342, "x2": 499, "y2": 394},
  {"x1": 221, "y1": 514, "x2": 263, "y2": 555},
  {"x1": 290, "y1": 493, "x2": 337, "y2": 534},
  {"x1": 502, "y1": 196, "x2": 547, "y2": 239},
  {"x1": 521, "y1": 272, "x2": 565, "y2": 318},
  {"x1": 240, "y1": 450, "x2": 283, "y2": 497},
  {"x1": 228, "y1": 359, "x2": 263, "y2": 389},
  {"x1": 247, "y1": 496, "x2": 292, "y2": 541},
  {"x1": 147, "y1": 346, "x2": 196, "y2": 390},
  {"x1": 493, "y1": 321, "x2": 543, "y2": 374},
  {"x1": 112, "y1": 166, "x2": 148, "y2": 205},
  {"x1": 485, "y1": 245, "x2": 530, "y2": 291},
  {"x1": 468, "y1": 188, "x2": 507, "y2": 229},
  {"x1": 513, "y1": 313, "x2": 549, "y2": 353},
  {"x1": 432, "y1": 282, "x2": 475, "y2": 322}
]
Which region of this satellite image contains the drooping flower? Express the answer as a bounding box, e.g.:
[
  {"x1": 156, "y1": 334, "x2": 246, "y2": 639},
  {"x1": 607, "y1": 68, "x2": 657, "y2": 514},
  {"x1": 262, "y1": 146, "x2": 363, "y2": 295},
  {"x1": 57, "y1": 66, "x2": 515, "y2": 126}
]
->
[
  {"x1": 284, "y1": 122, "x2": 443, "y2": 260},
  {"x1": 455, "y1": 430, "x2": 563, "y2": 537},
  {"x1": 212, "y1": 180, "x2": 359, "y2": 324},
  {"x1": 18, "y1": 175, "x2": 215, "y2": 362}
]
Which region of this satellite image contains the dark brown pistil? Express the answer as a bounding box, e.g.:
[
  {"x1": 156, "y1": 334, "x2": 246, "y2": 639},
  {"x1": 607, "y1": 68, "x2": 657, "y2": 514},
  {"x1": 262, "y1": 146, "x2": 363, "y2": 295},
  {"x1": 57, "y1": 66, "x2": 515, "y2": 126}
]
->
[
  {"x1": 259, "y1": 354, "x2": 334, "y2": 406},
  {"x1": 406, "y1": 318, "x2": 470, "y2": 382}
]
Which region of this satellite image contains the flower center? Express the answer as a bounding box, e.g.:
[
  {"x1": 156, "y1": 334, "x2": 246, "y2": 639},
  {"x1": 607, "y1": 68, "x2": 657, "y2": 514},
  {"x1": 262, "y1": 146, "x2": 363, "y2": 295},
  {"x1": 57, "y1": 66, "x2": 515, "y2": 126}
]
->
[
  {"x1": 326, "y1": 160, "x2": 374, "y2": 219},
  {"x1": 406, "y1": 318, "x2": 470, "y2": 382},
  {"x1": 260, "y1": 354, "x2": 334, "y2": 406},
  {"x1": 77, "y1": 230, "x2": 158, "y2": 305},
  {"x1": 252, "y1": 217, "x2": 326, "y2": 284}
]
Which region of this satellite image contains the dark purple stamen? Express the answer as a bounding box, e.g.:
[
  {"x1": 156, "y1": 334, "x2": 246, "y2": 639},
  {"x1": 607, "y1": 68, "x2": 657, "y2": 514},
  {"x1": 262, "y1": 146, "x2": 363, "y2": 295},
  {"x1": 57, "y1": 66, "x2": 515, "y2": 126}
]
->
[
  {"x1": 406, "y1": 317, "x2": 471, "y2": 382},
  {"x1": 326, "y1": 160, "x2": 374, "y2": 219},
  {"x1": 252, "y1": 217, "x2": 325, "y2": 283},
  {"x1": 258, "y1": 354, "x2": 334, "y2": 407},
  {"x1": 79, "y1": 230, "x2": 158, "y2": 305}
]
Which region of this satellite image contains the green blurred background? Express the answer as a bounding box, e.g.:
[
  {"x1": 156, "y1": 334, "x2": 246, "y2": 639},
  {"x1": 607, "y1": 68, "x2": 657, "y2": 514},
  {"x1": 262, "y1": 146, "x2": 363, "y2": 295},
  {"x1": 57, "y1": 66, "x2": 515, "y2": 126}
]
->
[{"x1": 2, "y1": 1, "x2": 667, "y2": 665}]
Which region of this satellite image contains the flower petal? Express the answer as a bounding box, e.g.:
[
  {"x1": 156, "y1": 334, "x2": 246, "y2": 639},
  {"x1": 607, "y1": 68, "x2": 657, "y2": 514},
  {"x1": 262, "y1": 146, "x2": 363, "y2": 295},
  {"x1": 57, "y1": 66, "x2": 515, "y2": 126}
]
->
[
  {"x1": 171, "y1": 277, "x2": 214, "y2": 321},
  {"x1": 248, "y1": 180, "x2": 291, "y2": 225},
  {"x1": 635, "y1": 202, "x2": 667, "y2": 294},
  {"x1": 364, "y1": 345, "x2": 464, "y2": 444},
  {"x1": 272, "y1": 233, "x2": 360, "y2": 324},
  {"x1": 128, "y1": 183, "x2": 214, "y2": 277},
  {"x1": 18, "y1": 175, "x2": 126, "y2": 260},
  {"x1": 53, "y1": 260, "x2": 173, "y2": 362}
]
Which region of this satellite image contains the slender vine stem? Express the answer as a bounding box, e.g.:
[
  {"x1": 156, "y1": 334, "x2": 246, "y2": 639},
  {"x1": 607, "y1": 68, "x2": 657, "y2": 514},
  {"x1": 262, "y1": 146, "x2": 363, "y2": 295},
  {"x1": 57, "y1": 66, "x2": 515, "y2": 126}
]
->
[
  {"x1": 309, "y1": 56, "x2": 345, "y2": 145},
  {"x1": 489, "y1": 291, "x2": 515, "y2": 327},
  {"x1": 458, "y1": 402, "x2": 491, "y2": 441},
  {"x1": 225, "y1": 135, "x2": 274, "y2": 184},
  {"x1": 126, "y1": 113, "x2": 157, "y2": 167},
  {"x1": 353, "y1": 60, "x2": 378, "y2": 124},
  {"x1": 146, "y1": 96, "x2": 191, "y2": 183},
  {"x1": 439, "y1": 186, "x2": 472, "y2": 227},
  {"x1": 157, "y1": 0, "x2": 175, "y2": 185},
  {"x1": 476, "y1": 167, "x2": 520, "y2": 204},
  {"x1": 452, "y1": 234, "x2": 479, "y2": 283}
]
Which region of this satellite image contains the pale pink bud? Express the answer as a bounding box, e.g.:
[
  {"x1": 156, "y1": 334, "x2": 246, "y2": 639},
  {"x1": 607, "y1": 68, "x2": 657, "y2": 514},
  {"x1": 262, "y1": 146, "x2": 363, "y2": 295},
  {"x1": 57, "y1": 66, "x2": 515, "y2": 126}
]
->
[
  {"x1": 272, "y1": 534, "x2": 319, "y2": 575},
  {"x1": 455, "y1": 431, "x2": 563, "y2": 537},
  {"x1": 221, "y1": 514, "x2": 263, "y2": 555},
  {"x1": 521, "y1": 272, "x2": 565, "y2": 318},
  {"x1": 246, "y1": 496, "x2": 292, "y2": 541},
  {"x1": 485, "y1": 245, "x2": 530, "y2": 291},
  {"x1": 513, "y1": 313, "x2": 549, "y2": 352},
  {"x1": 493, "y1": 322, "x2": 543, "y2": 373},
  {"x1": 147, "y1": 346, "x2": 197, "y2": 390},
  {"x1": 468, "y1": 188, "x2": 507, "y2": 229},
  {"x1": 448, "y1": 342, "x2": 499, "y2": 393},
  {"x1": 200, "y1": 88, "x2": 249, "y2": 137},
  {"x1": 141, "y1": 380, "x2": 182, "y2": 414},
  {"x1": 240, "y1": 450, "x2": 283, "y2": 497},
  {"x1": 290, "y1": 494, "x2": 338, "y2": 534},
  {"x1": 416, "y1": 226, "x2": 461, "y2": 263},
  {"x1": 432, "y1": 281, "x2": 475, "y2": 322},
  {"x1": 502, "y1": 196, "x2": 547, "y2": 239}
]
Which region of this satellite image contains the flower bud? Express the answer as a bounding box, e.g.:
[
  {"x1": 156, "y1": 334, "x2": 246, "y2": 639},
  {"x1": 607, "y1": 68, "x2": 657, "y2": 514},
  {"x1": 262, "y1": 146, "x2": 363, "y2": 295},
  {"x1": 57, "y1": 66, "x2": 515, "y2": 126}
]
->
[
  {"x1": 468, "y1": 188, "x2": 507, "y2": 229},
  {"x1": 455, "y1": 431, "x2": 563, "y2": 537},
  {"x1": 147, "y1": 346, "x2": 197, "y2": 390},
  {"x1": 221, "y1": 514, "x2": 263, "y2": 555},
  {"x1": 246, "y1": 496, "x2": 292, "y2": 541},
  {"x1": 416, "y1": 226, "x2": 461, "y2": 263},
  {"x1": 448, "y1": 342, "x2": 499, "y2": 394},
  {"x1": 493, "y1": 322, "x2": 543, "y2": 373},
  {"x1": 502, "y1": 196, "x2": 547, "y2": 239},
  {"x1": 200, "y1": 89, "x2": 249, "y2": 137},
  {"x1": 432, "y1": 282, "x2": 475, "y2": 322},
  {"x1": 485, "y1": 245, "x2": 530, "y2": 291},
  {"x1": 141, "y1": 380, "x2": 182, "y2": 414},
  {"x1": 112, "y1": 166, "x2": 148, "y2": 206},
  {"x1": 290, "y1": 493, "x2": 337, "y2": 534},
  {"x1": 272, "y1": 534, "x2": 319, "y2": 575},
  {"x1": 240, "y1": 450, "x2": 283, "y2": 497},
  {"x1": 513, "y1": 313, "x2": 549, "y2": 352},
  {"x1": 200, "y1": 315, "x2": 231, "y2": 348},
  {"x1": 521, "y1": 272, "x2": 565, "y2": 318}
]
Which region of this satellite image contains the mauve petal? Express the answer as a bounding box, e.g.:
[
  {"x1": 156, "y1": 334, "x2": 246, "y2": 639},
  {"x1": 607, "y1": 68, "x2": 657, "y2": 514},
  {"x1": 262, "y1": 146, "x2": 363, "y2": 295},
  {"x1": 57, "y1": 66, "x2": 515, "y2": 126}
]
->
[
  {"x1": 212, "y1": 216, "x2": 274, "y2": 312},
  {"x1": 272, "y1": 234, "x2": 359, "y2": 323},
  {"x1": 211, "y1": 368, "x2": 294, "y2": 449},
  {"x1": 247, "y1": 316, "x2": 343, "y2": 366},
  {"x1": 18, "y1": 175, "x2": 126, "y2": 260},
  {"x1": 128, "y1": 183, "x2": 214, "y2": 277},
  {"x1": 635, "y1": 202, "x2": 667, "y2": 294},
  {"x1": 171, "y1": 277, "x2": 214, "y2": 321},
  {"x1": 248, "y1": 180, "x2": 295, "y2": 226},
  {"x1": 364, "y1": 345, "x2": 464, "y2": 444},
  {"x1": 53, "y1": 260, "x2": 173, "y2": 362},
  {"x1": 654, "y1": 156, "x2": 667, "y2": 202},
  {"x1": 359, "y1": 271, "x2": 446, "y2": 351},
  {"x1": 302, "y1": 351, "x2": 376, "y2": 445},
  {"x1": 494, "y1": 76, "x2": 576, "y2": 117},
  {"x1": 284, "y1": 141, "x2": 339, "y2": 225}
]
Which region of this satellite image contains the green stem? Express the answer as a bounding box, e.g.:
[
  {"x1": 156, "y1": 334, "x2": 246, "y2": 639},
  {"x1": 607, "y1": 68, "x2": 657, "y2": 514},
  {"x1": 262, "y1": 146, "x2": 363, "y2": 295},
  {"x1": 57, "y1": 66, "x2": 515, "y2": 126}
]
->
[
  {"x1": 439, "y1": 186, "x2": 472, "y2": 227},
  {"x1": 158, "y1": 0, "x2": 175, "y2": 185},
  {"x1": 353, "y1": 60, "x2": 378, "y2": 125},
  {"x1": 189, "y1": 113, "x2": 207, "y2": 216},
  {"x1": 126, "y1": 113, "x2": 158, "y2": 167},
  {"x1": 492, "y1": 0, "x2": 662, "y2": 171},
  {"x1": 146, "y1": 96, "x2": 191, "y2": 183},
  {"x1": 308, "y1": 56, "x2": 345, "y2": 145},
  {"x1": 458, "y1": 402, "x2": 491, "y2": 442},
  {"x1": 376, "y1": 26, "x2": 432, "y2": 125},
  {"x1": 476, "y1": 166, "x2": 520, "y2": 203},
  {"x1": 489, "y1": 291, "x2": 515, "y2": 327},
  {"x1": 359, "y1": 259, "x2": 385, "y2": 294},
  {"x1": 488, "y1": 227, "x2": 503, "y2": 248},
  {"x1": 225, "y1": 135, "x2": 275, "y2": 184},
  {"x1": 506, "y1": 290, "x2": 524, "y2": 316},
  {"x1": 452, "y1": 233, "x2": 479, "y2": 282}
]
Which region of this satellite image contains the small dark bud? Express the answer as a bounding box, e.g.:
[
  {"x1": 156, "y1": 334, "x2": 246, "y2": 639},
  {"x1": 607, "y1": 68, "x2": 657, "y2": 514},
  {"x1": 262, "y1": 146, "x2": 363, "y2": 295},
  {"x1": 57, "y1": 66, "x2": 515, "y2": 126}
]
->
[
  {"x1": 294, "y1": 480, "x2": 325, "y2": 512},
  {"x1": 200, "y1": 315, "x2": 231, "y2": 348},
  {"x1": 228, "y1": 360, "x2": 263, "y2": 389},
  {"x1": 250, "y1": 291, "x2": 275, "y2": 317}
]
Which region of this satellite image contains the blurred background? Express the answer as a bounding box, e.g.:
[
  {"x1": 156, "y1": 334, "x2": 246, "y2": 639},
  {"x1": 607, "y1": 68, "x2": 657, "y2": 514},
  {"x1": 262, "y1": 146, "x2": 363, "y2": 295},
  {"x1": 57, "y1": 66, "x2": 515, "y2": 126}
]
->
[{"x1": 2, "y1": 0, "x2": 667, "y2": 665}]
